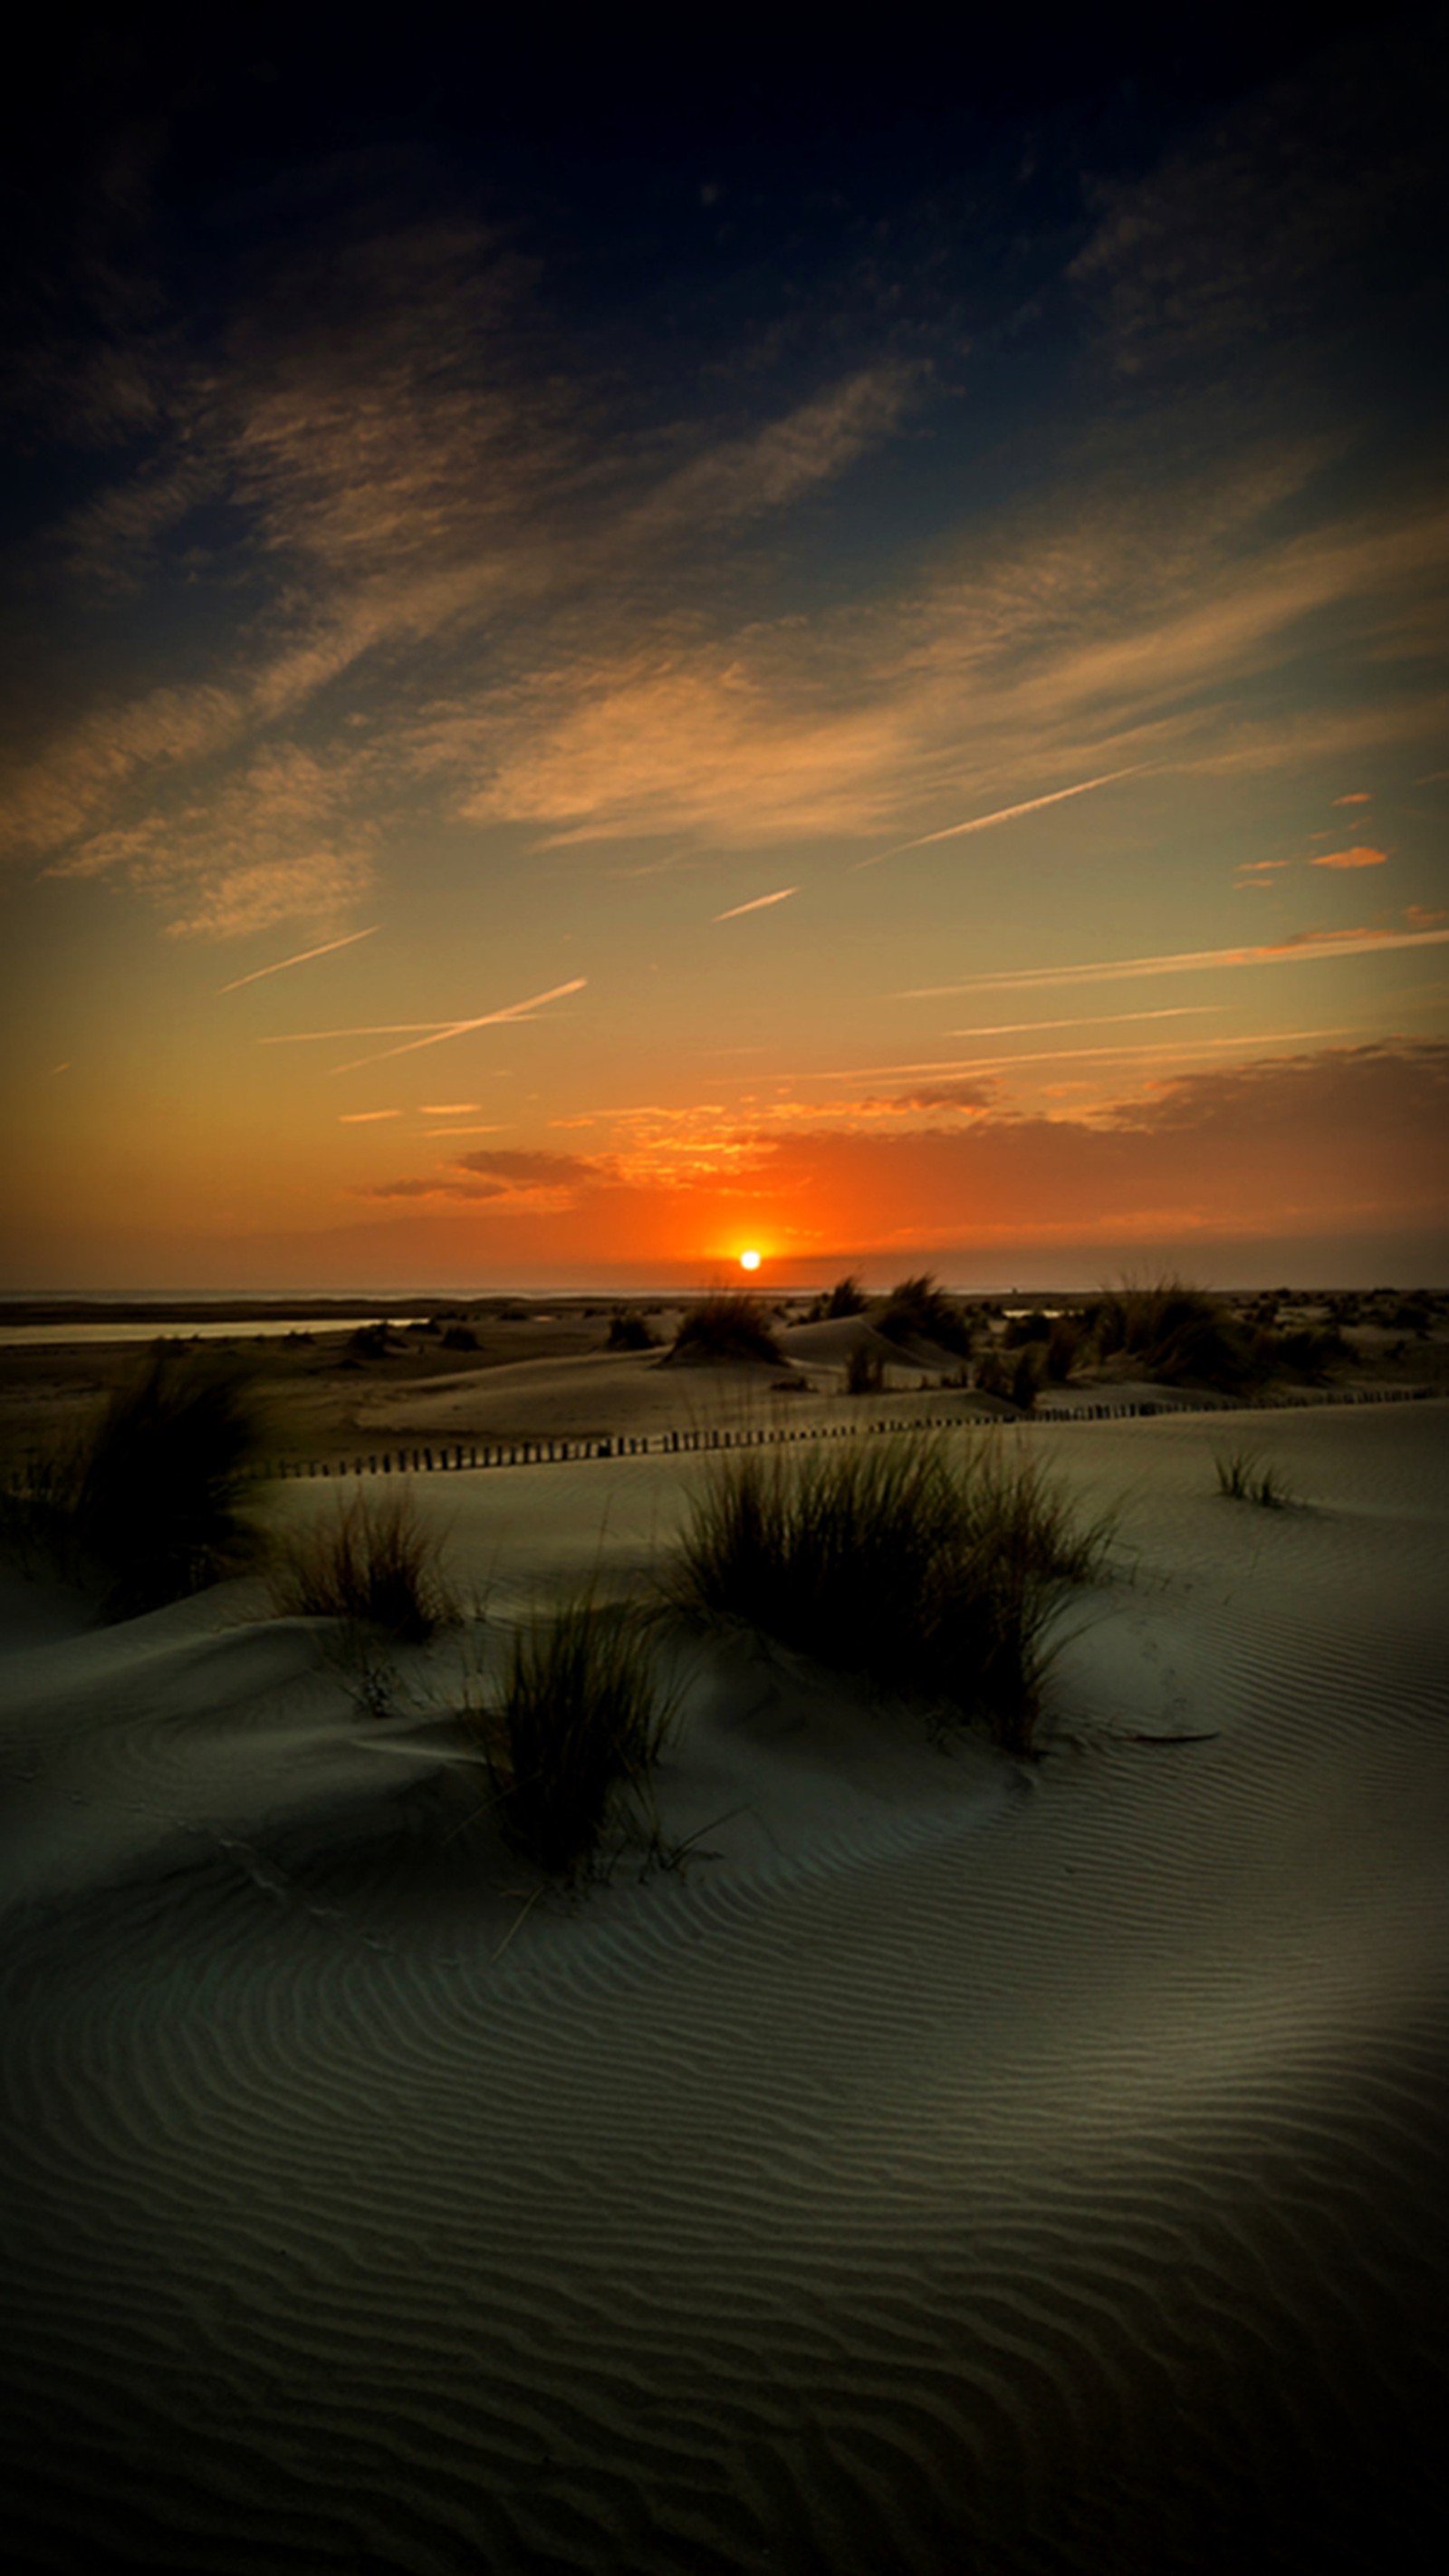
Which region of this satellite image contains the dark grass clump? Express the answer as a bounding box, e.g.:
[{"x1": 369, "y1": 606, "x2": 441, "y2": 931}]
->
[
  {"x1": 266, "y1": 1484, "x2": 456, "y2": 1642},
  {"x1": 606, "y1": 1306, "x2": 658, "y2": 1351},
  {"x1": 4, "y1": 1345, "x2": 267, "y2": 1618},
  {"x1": 973, "y1": 1345, "x2": 1041, "y2": 1410},
  {"x1": 671, "y1": 1432, "x2": 1112, "y2": 1757},
  {"x1": 669, "y1": 1292, "x2": 782, "y2": 1365},
  {"x1": 1044, "y1": 1314, "x2": 1085, "y2": 1381},
  {"x1": 1002, "y1": 1308, "x2": 1051, "y2": 1348},
  {"x1": 1082, "y1": 1275, "x2": 1263, "y2": 1391},
  {"x1": 845, "y1": 1341, "x2": 885, "y2": 1395},
  {"x1": 1214, "y1": 1449, "x2": 1295, "y2": 1509},
  {"x1": 471, "y1": 1595, "x2": 671, "y2": 1879},
  {"x1": 1263, "y1": 1324, "x2": 1348, "y2": 1381},
  {"x1": 875, "y1": 1274, "x2": 974, "y2": 1358},
  {"x1": 808, "y1": 1273, "x2": 868, "y2": 1320}
]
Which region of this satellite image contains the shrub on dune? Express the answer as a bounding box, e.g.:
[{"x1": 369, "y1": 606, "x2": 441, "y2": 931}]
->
[
  {"x1": 808, "y1": 1273, "x2": 868, "y2": 1321},
  {"x1": 1214, "y1": 1449, "x2": 1294, "y2": 1509},
  {"x1": 469, "y1": 1594, "x2": 671, "y2": 1879},
  {"x1": 672, "y1": 1432, "x2": 1111, "y2": 1756},
  {"x1": 668, "y1": 1292, "x2": 782, "y2": 1365},
  {"x1": 266, "y1": 1484, "x2": 455, "y2": 1643},
  {"x1": 1083, "y1": 1275, "x2": 1262, "y2": 1391},
  {"x1": 6, "y1": 1344, "x2": 267, "y2": 1617},
  {"x1": 875, "y1": 1274, "x2": 974, "y2": 1358},
  {"x1": 606, "y1": 1307, "x2": 658, "y2": 1350},
  {"x1": 845, "y1": 1341, "x2": 885, "y2": 1395}
]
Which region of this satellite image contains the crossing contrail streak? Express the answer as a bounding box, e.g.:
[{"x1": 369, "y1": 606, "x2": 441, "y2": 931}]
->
[{"x1": 217, "y1": 927, "x2": 379, "y2": 992}]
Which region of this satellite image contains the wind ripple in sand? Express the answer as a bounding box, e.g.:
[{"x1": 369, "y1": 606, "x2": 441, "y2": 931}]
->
[{"x1": 2, "y1": 1406, "x2": 1448, "y2": 2572}]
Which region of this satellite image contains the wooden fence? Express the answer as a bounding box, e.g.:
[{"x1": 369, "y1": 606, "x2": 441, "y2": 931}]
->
[{"x1": 253, "y1": 1380, "x2": 1435, "y2": 1481}]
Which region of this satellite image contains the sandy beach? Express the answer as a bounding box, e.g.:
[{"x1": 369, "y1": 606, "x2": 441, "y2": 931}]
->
[{"x1": 3, "y1": 1364, "x2": 1447, "y2": 2574}]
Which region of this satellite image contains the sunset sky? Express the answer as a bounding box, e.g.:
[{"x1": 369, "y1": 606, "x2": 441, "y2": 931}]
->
[{"x1": 3, "y1": 17, "x2": 1446, "y2": 1291}]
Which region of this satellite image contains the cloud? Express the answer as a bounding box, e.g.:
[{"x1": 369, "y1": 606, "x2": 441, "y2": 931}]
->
[
  {"x1": 726, "y1": 1043, "x2": 1449, "y2": 1246},
  {"x1": 1334, "y1": 792, "x2": 1372, "y2": 805},
  {"x1": 454, "y1": 1148, "x2": 599, "y2": 1186},
  {"x1": 1310, "y1": 845, "x2": 1387, "y2": 870},
  {"x1": 623, "y1": 367, "x2": 916, "y2": 544},
  {"x1": 1067, "y1": 31, "x2": 1439, "y2": 380},
  {"x1": 714, "y1": 886, "x2": 801, "y2": 920},
  {"x1": 360, "y1": 1142, "x2": 604, "y2": 1212},
  {"x1": 338, "y1": 1109, "x2": 400, "y2": 1123}
]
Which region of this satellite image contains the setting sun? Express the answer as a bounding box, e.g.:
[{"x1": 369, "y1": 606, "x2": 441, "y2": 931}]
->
[{"x1": 739, "y1": 1249, "x2": 762, "y2": 1272}]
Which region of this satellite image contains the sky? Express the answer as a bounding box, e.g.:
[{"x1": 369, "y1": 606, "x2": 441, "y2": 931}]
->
[{"x1": 2, "y1": 14, "x2": 1446, "y2": 1292}]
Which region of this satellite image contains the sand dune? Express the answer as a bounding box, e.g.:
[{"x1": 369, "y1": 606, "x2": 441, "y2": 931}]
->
[{"x1": 3, "y1": 1402, "x2": 1447, "y2": 2571}]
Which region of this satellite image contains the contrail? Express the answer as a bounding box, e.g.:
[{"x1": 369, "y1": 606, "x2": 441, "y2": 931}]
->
[
  {"x1": 259, "y1": 980, "x2": 589, "y2": 1072},
  {"x1": 801, "y1": 1026, "x2": 1358, "y2": 1081},
  {"x1": 715, "y1": 887, "x2": 801, "y2": 920},
  {"x1": 327, "y1": 978, "x2": 588, "y2": 1073},
  {"x1": 894, "y1": 925, "x2": 1449, "y2": 995},
  {"x1": 859, "y1": 767, "x2": 1143, "y2": 866},
  {"x1": 943, "y1": 1006, "x2": 1220, "y2": 1037},
  {"x1": 217, "y1": 926, "x2": 379, "y2": 993}
]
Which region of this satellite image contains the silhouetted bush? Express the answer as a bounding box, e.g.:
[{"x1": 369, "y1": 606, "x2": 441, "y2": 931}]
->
[
  {"x1": 266, "y1": 1484, "x2": 455, "y2": 1643},
  {"x1": 1082, "y1": 1277, "x2": 1263, "y2": 1390},
  {"x1": 1215, "y1": 1449, "x2": 1294, "y2": 1509},
  {"x1": 810, "y1": 1273, "x2": 868, "y2": 1320},
  {"x1": 876, "y1": 1274, "x2": 974, "y2": 1357},
  {"x1": 606, "y1": 1308, "x2": 658, "y2": 1351},
  {"x1": 440, "y1": 1323, "x2": 478, "y2": 1350},
  {"x1": 1, "y1": 1345, "x2": 267, "y2": 1617},
  {"x1": 469, "y1": 1595, "x2": 671, "y2": 1880},
  {"x1": 845, "y1": 1343, "x2": 885, "y2": 1395},
  {"x1": 1003, "y1": 1310, "x2": 1051, "y2": 1348},
  {"x1": 669, "y1": 1293, "x2": 782, "y2": 1364},
  {"x1": 1264, "y1": 1324, "x2": 1348, "y2": 1380},
  {"x1": 348, "y1": 1322, "x2": 395, "y2": 1360},
  {"x1": 1044, "y1": 1316, "x2": 1084, "y2": 1381},
  {"x1": 672, "y1": 1432, "x2": 1111, "y2": 1757}
]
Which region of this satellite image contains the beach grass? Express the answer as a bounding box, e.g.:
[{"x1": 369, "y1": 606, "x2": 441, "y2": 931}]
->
[
  {"x1": 466, "y1": 1592, "x2": 673, "y2": 1879},
  {"x1": 875, "y1": 1273, "x2": 975, "y2": 1358},
  {"x1": 2, "y1": 1343, "x2": 266, "y2": 1617},
  {"x1": 671, "y1": 1430, "x2": 1112, "y2": 1756},
  {"x1": 669, "y1": 1291, "x2": 782, "y2": 1365},
  {"x1": 265, "y1": 1483, "x2": 456, "y2": 1642},
  {"x1": 1214, "y1": 1448, "x2": 1295, "y2": 1509}
]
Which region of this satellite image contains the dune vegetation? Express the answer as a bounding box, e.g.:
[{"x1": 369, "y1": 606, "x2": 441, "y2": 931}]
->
[
  {"x1": 1074, "y1": 1275, "x2": 1347, "y2": 1394},
  {"x1": 1, "y1": 1344, "x2": 266, "y2": 1618},
  {"x1": 265, "y1": 1484, "x2": 456, "y2": 1642},
  {"x1": 1214, "y1": 1449, "x2": 1296, "y2": 1509},
  {"x1": 874, "y1": 1274, "x2": 975, "y2": 1358},
  {"x1": 668, "y1": 1291, "x2": 782, "y2": 1365},
  {"x1": 671, "y1": 1431, "x2": 1113, "y2": 1757},
  {"x1": 464, "y1": 1593, "x2": 673, "y2": 1880}
]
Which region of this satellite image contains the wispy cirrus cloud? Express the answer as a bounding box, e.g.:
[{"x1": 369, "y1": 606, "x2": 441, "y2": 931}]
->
[{"x1": 1310, "y1": 844, "x2": 1387, "y2": 870}]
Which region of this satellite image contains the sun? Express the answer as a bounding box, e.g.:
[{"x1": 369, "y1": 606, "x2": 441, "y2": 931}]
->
[{"x1": 739, "y1": 1249, "x2": 762, "y2": 1273}]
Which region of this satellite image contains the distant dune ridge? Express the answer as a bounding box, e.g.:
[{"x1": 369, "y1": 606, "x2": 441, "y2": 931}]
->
[{"x1": 1, "y1": 1352, "x2": 1447, "y2": 2571}]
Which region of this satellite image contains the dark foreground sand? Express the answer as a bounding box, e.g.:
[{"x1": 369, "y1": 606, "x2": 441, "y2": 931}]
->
[{"x1": 2, "y1": 1396, "x2": 1447, "y2": 2572}]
